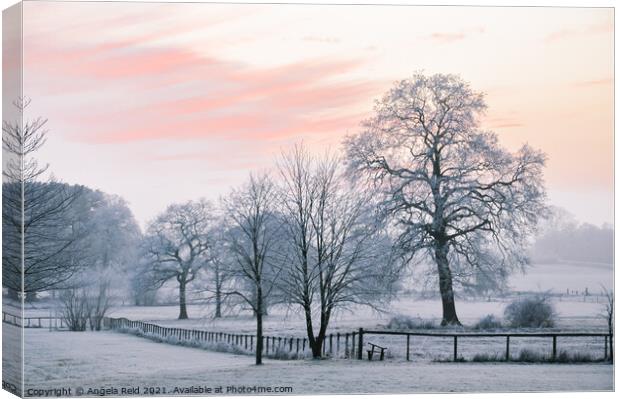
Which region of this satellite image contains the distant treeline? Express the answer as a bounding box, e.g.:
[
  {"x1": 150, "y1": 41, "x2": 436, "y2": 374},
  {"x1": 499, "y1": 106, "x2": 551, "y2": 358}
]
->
[{"x1": 531, "y1": 208, "x2": 613, "y2": 265}]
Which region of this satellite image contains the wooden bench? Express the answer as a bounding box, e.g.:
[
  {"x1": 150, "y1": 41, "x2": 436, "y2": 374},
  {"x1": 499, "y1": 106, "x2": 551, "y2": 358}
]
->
[{"x1": 367, "y1": 342, "x2": 387, "y2": 361}]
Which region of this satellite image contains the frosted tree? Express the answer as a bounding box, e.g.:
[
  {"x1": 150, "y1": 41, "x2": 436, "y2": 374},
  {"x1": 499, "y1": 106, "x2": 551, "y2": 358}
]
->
[
  {"x1": 278, "y1": 145, "x2": 401, "y2": 357},
  {"x1": 2, "y1": 98, "x2": 86, "y2": 298},
  {"x1": 345, "y1": 73, "x2": 546, "y2": 325},
  {"x1": 222, "y1": 173, "x2": 282, "y2": 365},
  {"x1": 196, "y1": 224, "x2": 235, "y2": 318},
  {"x1": 144, "y1": 199, "x2": 212, "y2": 319}
]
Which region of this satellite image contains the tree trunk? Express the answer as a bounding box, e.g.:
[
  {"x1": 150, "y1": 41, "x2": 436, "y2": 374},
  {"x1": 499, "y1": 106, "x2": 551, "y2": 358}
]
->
[
  {"x1": 609, "y1": 315, "x2": 613, "y2": 362},
  {"x1": 253, "y1": 294, "x2": 268, "y2": 316},
  {"x1": 310, "y1": 325, "x2": 328, "y2": 358},
  {"x1": 255, "y1": 285, "x2": 263, "y2": 365},
  {"x1": 215, "y1": 285, "x2": 222, "y2": 318},
  {"x1": 311, "y1": 335, "x2": 324, "y2": 358},
  {"x1": 178, "y1": 281, "x2": 188, "y2": 319},
  {"x1": 305, "y1": 305, "x2": 331, "y2": 358},
  {"x1": 302, "y1": 302, "x2": 320, "y2": 358},
  {"x1": 435, "y1": 242, "x2": 461, "y2": 326}
]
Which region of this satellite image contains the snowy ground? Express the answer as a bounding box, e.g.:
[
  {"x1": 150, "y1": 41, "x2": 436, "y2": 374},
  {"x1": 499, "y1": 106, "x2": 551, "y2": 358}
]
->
[
  {"x1": 12, "y1": 285, "x2": 611, "y2": 361},
  {"x1": 16, "y1": 326, "x2": 613, "y2": 394},
  {"x1": 5, "y1": 261, "x2": 612, "y2": 395}
]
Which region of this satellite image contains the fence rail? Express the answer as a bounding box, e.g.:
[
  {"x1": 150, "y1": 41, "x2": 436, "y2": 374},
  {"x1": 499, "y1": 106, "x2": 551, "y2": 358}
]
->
[
  {"x1": 2, "y1": 311, "x2": 66, "y2": 329},
  {"x1": 362, "y1": 329, "x2": 613, "y2": 361},
  {"x1": 10, "y1": 313, "x2": 610, "y2": 362},
  {"x1": 105, "y1": 317, "x2": 361, "y2": 359}
]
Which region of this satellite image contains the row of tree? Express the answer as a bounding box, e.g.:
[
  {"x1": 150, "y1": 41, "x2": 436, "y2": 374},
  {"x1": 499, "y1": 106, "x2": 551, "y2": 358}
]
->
[
  {"x1": 4, "y1": 73, "x2": 551, "y2": 364},
  {"x1": 141, "y1": 146, "x2": 402, "y2": 363},
  {"x1": 531, "y1": 207, "x2": 613, "y2": 265}
]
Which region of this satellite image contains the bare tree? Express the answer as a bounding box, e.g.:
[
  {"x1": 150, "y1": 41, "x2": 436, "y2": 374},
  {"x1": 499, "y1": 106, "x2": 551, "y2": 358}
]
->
[
  {"x1": 2, "y1": 98, "x2": 86, "y2": 298},
  {"x1": 345, "y1": 73, "x2": 546, "y2": 325},
  {"x1": 86, "y1": 278, "x2": 112, "y2": 331},
  {"x1": 601, "y1": 286, "x2": 613, "y2": 361},
  {"x1": 222, "y1": 173, "x2": 282, "y2": 365},
  {"x1": 278, "y1": 145, "x2": 401, "y2": 358},
  {"x1": 60, "y1": 287, "x2": 90, "y2": 331},
  {"x1": 198, "y1": 225, "x2": 235, "y2": 318},
  {"x1": 144, "y1": 199, "x2": 212, "y2": 319}
]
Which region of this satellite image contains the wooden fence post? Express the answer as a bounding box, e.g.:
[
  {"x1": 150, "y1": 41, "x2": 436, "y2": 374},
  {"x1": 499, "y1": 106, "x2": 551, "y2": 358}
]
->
[
  {"x1": 610, "y1": 333, "x2": 613, "y2": 362},
  {"x1": 357, "y1": 328, "x2": 364, "y2": 360},
  {"x1": 453, "y1": 336, "x2": 458, "y2": 361},
  {"x1": 406, "y1": 335, "x2": 410, "y2": 361},
  {"x1": 506, "y1": 336, "x2": 510, "y2": 361},
  {"x1": 337, "y1": 333, "x2": 340, "y2": 357},
  {"x1": 604, "y1": 336, "x2": 608, "y2": 360},
  {"x1": 351, "y1": 332, "x2": 356, "y2": 358},
  {"x1": 552, "y1": 335, "x2": 557, "y2": 361}
]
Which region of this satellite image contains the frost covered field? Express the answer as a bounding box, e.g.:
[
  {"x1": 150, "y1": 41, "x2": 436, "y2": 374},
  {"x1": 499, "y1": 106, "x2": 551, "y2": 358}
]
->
[
  {"x1": 14, "y1": 261, "x2": 614, "y2": 395},
  {"x1": 17, "y1": 324, "x2": 613, "y2": 394}
]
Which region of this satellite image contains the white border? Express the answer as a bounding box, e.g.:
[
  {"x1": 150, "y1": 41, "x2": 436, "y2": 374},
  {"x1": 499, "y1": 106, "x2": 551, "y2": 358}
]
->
[{"x1": 0, "y1": 2, "x2": 616, "y2": 399}]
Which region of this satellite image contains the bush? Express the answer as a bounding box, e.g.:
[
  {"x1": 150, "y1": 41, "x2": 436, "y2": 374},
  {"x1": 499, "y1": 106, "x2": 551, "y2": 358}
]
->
[
  {"x1": 504, "y1": 296, "x2": 555, "y2": 328},
  {"x1": 515, "y1": 348, "x2": 546, "y2": 362},
  {"x1": 471, "y1": 352, "x2": 504, "y2": 362},
  {"x1": 555, "y1": 350, "x2": 596, "y2": 363},
  {"x1": 268, "y1": 346, "x2": 307, "y2": 360},
  {"x1": 473, "y1": 314, "x2": 503, "y2": 330},
  {"x1": 386, "y1": 315, "x2": 435, "y2": 330},
  {"x1": 515, "y1": 349, "x2": 598, "y2": 363}
]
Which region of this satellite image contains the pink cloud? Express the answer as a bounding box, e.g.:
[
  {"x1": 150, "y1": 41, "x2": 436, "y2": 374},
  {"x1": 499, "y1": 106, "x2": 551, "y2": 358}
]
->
[
  {"x1": 483, "y1": 115, "x2": 524, "y2": 130},
  {"x1": 545, "y1": 21, "x2": 613, "y2": 42},
  {"x1": 28, "y1": 35, "x2": 379, "y2": 145},
  {"x1": 425, "y1": 27, "x2": 485, "y2": 43},
  {"x1": 574, "y1": 78, "x2": 613, "y2": 87},
  {"x1": 21, "y1": 0, "x2": 386, "y2": 164}
]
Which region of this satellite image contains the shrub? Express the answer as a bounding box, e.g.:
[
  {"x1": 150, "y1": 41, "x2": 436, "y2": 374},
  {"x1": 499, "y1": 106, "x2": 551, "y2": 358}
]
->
[
  {"x1": 471, "y1": 352, "x2": 504, "y2": 362},
  {"x1": 268, "y1": 346, "x2": 307, "y2": 360},
  {"x1": 473, "y1": 314, "x2": 503, "y2": 330},
  {"x1": 504, "y1": 296, "x2": 555, "y2": 328},
  {"x1": 515, "y1": 349, "x2": 546, "y2": 362},
  {"x1": 386, "y1": 315, "x2": 435, "y2": 330},
  {"x1": 555, "y1": 350, "x2": 596, "y2": 363}
]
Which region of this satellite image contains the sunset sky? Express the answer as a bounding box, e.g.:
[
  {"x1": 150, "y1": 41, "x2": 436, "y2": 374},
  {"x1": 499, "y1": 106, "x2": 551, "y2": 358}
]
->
[{"x1": 11, "y1": 2, "x2": 614, "y2": 227}]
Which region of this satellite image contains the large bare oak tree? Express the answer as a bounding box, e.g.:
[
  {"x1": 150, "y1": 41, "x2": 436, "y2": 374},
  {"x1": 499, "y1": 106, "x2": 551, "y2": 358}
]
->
[{"x1": 345, "y1": 73, "x2": 546, "y2": 325}]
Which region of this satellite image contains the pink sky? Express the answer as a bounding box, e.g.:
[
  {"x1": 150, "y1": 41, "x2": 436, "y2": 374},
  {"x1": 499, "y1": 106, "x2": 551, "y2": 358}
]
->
[{"x1": 10, "y1": 2, "x2": 614, "y2": 227}]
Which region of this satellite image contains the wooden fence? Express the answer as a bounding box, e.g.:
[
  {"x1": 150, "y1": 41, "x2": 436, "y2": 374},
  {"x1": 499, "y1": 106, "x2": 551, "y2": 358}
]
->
[
  {"x1": 105, "y1": 317, "x2": 361, "y2": 359},
  {"x1": 2, "y1": 311, "x2": 66, "y2": 329},
  {"x1": 361, "y1": 329, "x2": 613, "y2": 362},
  {"x1": 12, "y1": 313, "x2": 610, "y2": 362}
]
